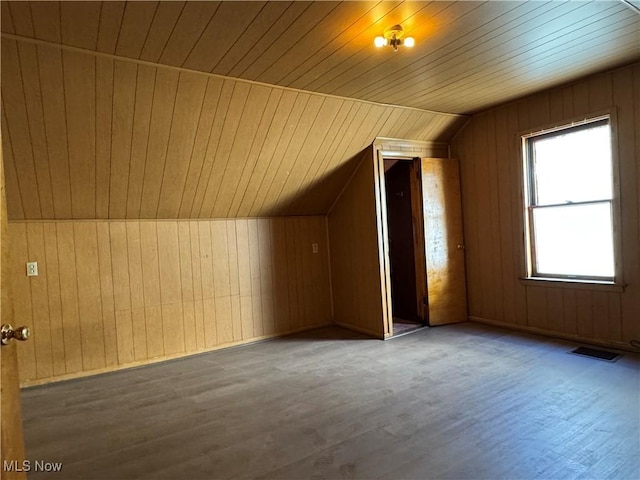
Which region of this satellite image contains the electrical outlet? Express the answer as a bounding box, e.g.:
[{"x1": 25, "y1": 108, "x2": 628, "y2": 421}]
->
[
  {"x1": 312, "y1": 243, "x2": 319, "y2": 254},
  {"x1": 26, "y1": 261, "x2": 38, "y2": 277}
]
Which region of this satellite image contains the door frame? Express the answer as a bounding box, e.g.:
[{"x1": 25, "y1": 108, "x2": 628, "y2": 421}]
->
[
  {"x1": 380, "y1": 155, "x2": 429, "y2": 325},
  {"x1": 1, "y1": 136, "x2": 28, "y2": 479},
  {"x1": 374, "y1": 148, "x2": 429, "y2": 337},
  {"x1": 373, "y1": 138, "x2": 468, "y2": 335}
]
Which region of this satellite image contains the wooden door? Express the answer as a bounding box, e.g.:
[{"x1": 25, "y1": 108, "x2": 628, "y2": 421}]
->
[
  {"x1": 420, "y1": 158, "x2": 467, "y2": 326},
  {"x1": 1, "y1": 141, "x2": 27, "y2": 479}
]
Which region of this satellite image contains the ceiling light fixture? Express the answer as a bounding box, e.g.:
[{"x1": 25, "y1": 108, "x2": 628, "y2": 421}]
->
[{"x1": 374, "y1": 24, "x2": 415, "y2": 52}]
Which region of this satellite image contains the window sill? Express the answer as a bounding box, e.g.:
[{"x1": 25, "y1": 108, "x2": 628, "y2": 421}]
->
[{"x1": 519, "y1": 277, "x2": 626, "y2": 293}]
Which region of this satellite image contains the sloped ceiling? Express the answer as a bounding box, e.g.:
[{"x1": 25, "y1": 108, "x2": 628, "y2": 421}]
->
[
  {"x1": 1, "y1": 37, "x2": 464, "y2": 220},
  {"x1": 2, "y1": 0, "x2": 637, "y2": 220},
  {"x1": 2, "y1": 1, "x2": 638, "y2": 114}
]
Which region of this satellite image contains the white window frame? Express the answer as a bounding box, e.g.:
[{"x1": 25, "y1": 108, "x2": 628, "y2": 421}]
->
[{"x1": 521, "y1": 112, "x2": 623, "y2": 288}]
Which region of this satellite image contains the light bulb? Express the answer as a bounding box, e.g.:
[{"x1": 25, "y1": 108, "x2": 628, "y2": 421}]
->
[
  {"x1": 404, "y1": 37, "x2": 415, "y2": 48},
  {"x1": 374, "y1": 36, "x2": 386, "y2": 48}
]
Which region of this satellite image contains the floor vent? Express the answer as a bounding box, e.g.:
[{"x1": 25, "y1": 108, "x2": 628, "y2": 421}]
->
[{"x1": 570, "y1": 346, "x2": 621, "y2": 362}]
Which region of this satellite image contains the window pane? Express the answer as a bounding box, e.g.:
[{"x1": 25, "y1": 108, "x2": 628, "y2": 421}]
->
[
  {"x1": 533, "y1": 124, "x2": 612, "y2": 205},
  {"x1": 533, "y1": 203, "x2": 614, "y2": 278}
]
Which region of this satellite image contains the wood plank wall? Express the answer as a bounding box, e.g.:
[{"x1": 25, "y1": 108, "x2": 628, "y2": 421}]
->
[
  {"x1": 327, "y1": 141, "x2": 451, "y2": 338},
  {"x1": 0, "y1": 36, "x2": 466, "y2": 221},
  {"x1": 2, "y1": 1, "x2": 637, "y2": 115},
  {"x1": 373, "y1": 138, "x2": 452, "y2": 336},
  {"x1": 327, "y1": 147, "x2": 384, "y2": 338},
  {"x1": 451, "y1": 62, "x2": 640, "y2": 348},
  {"x1": 9, "y1": 217, "x2": 331, "y2": 386}
]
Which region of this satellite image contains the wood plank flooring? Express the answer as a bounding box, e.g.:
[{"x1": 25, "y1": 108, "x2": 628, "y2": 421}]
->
[{"x1": 20, "y1": 323, "x2": 640, "y2": 479}]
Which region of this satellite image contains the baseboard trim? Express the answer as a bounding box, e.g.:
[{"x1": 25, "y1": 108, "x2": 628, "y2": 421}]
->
[
  {"x1": 21, "y1": 323, "x2": 333, "y2": 388},
  {"x1": 469, "y1": 316, "x2": 633, "y2": 352},
  {"x1": 335, "y1": 321, "x2": 384, "y2": 339}
]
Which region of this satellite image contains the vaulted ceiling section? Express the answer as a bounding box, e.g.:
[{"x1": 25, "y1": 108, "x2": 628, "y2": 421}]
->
[
  {"x1": 3, "y1": 1, "x2": 638, "y2": 114},
  {"x1": 1, "y1": 37, "x2": 464, "y2": 220},
  {"x1": 1, "y1": 1, "x2": 638, "y2": 220}
]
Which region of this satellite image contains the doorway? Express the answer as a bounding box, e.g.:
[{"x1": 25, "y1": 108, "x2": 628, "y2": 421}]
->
[{"x1": 384, "y1": 159, "x2": 427, "y2": 337}]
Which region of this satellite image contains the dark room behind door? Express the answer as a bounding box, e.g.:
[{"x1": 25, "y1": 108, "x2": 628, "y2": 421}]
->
[{"x1": 384, "y1": 161, "x2": 418, "y2": 322}]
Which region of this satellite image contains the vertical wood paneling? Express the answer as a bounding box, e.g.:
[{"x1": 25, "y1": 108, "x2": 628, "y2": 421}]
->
[
  {"x1": 7, "y1": 1, "x2": 33, "y2": 37},
  {"x1": 126, "y1": 222, "x2": 148, "y2": 361},
  {"x1": 138, "y1": 222, "x2": 163, "y2": 357},
  {"x1": 247, "y1": 219, "x2": 263, "y2": 338},
  {"x1": 213, "y1": 2, "x2": 304, "y2": 77},
  {"x1": 95, "y1": 2, "x2": 126, "y2": 54},
  {"x1": 1, "y1": 39, "x2": 41, "y2": 219},
  {"x1": 109, "y1": 222, "x2": 135, "y2": 365},
  {"x1": 1, "y1": 2, "x2": 15, "y2": 34},
  {"x1": 1, "y1": 118, "x2": 25, "y2": 220},
  {"x1": 178, "y1": 77, "x2": 224, "y2": 217},
  {"x1": 42, "y1": 223, "x2": 65, "y2": 376},
  {"x1": 296, "y1": 218, "x2": 312, "y2": 328},
  {"x1": 157, "y1": 1, "x2": 219, "y2": 68},
  {"x1": 115, "y1": 2, "x2": 158, "y2": 59},
  {"x1": 257, "y1": 219, "x2": 275, "y2": 335},
  {"x1": 183, "y1": 1, "x2": 267, "y2": 74},
  {"x1": 259, "y1": 95, "x2": 324, "y2": 215},
  {"x1": 139, "y1": 69, "x2": 179, "y2": 218},
  {"x1": 293, "y1": 218, "x2": 306, "y2": 330},
  {"x1": 17, "y1": 42, "x2": 54, "y2": 219},
  {"x1": 73, "y1": 223, "x2": 106, "y2": 371},
  {"x1": 271, "y1": 218, "x2": 290, "y2": 333},
  {"x1": 236, "y1": 219, "x2": 253, "y2": 339},
  {"x1": 126, "y1": 64, "x2": 156, "y2": 218},
  {"x1": 56, "y1": 223, "x2": 82, "y2": 374},
  {"x1": 2, "y1": 40, "x2": 465, "y2": 220},
  {"x1": 199, "y1": 82, "x2": 253, "y2": 217},
  {"x1": 30, "y1": 2, "x2": 59, "y2": 42},
  {"x1": 63, "y1": 51, "x2": 96, "y2": 218},
  {"x1": 25, "y1": 223, "x2": 52, "y2": 378},
  {"x1": 285, "y1": 216, "x2": 300, "y2": 332},
  {"x1": 156, "y1": 222, "x2": 184, "y2": 355},
  {"x1": 110, "y1": 60, "x2": 137, "y2": 218},
  {"x1": 139, "y1": 1, "x2": 186, "y2": 63},
  {"x1": 210, "y1": 85, "x2": 272, "y2": 218},
  {"x1": 156, "y1": 72, "x2": 208, "y2": 218},
  {"x1": 189, "y1": 222, "x2": 205, "y2": 350},
  {"x1": 614, "y1": 65, "x2": 640, "y2": 344},
  {"x1": 328, "y1": 147, "x2": 385, "y2": 338},
  {"x1": 11, "y1": 217, "x2": 331, "y2": 385},
  {"x1": 95, "y1": 57, "x2": 114, "y2": 219},
  {"x1": 452, "y1": 63, "x2": 640, "y2": 346},
  {"x1": 178, "y1": 222, "x2": 196, "y2": 352},
  {"x1": 35, "y1": 44, "x2": 72, "y2": 219},
  {"x1": 60, "y1": 1, "x2": 101, "y2": 50},
  {"x1": 211, "y1": 220, "x2": 232, "y2": 344},
  {"x1": 198, "y1": 221, "x2": 217, "y2": 348},
  {"x1": 10, "y1": 1, "x2": 637, "y2": 115},
  {"x1": 494, "y1": 106, "x2": 516, "y2": 325},
  {"x1": 95, "y1": 222, "x2": 118, "y2": 368},
  {"x1": 226, "y1": 220, "x2": 242, "y2": 342}
]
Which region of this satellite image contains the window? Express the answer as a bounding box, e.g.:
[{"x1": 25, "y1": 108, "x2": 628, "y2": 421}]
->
[{"x1": 522, "y1": 116, "x2": 617, "y2": 282}]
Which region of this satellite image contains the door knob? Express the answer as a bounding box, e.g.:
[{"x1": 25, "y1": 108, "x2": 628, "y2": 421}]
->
[{"x1": 1, "y1": 324, "x2": 30, "y2": 345}]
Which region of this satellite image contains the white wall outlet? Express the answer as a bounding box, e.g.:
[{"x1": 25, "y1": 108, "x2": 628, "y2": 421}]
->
[
  {"x1": 312, "y1": 243, "x2": 319, "y2": 254},
  {"x1": 26, "y1": 261, "x2": 38, "y2": 277}
]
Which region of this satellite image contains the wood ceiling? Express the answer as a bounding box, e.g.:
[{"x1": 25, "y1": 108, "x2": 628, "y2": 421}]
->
[
  {"x1": 1, "y1": 36, "x2": 462, "y2": 220},
  {"x1": 1, "y1": 1, "x2": 638, "y2": 220},
  {"x1": 2, "y1": 1, "x2": 638, "y2": 114}
]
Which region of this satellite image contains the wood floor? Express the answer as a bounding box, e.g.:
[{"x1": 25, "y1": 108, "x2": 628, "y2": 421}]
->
[{"x1": 20, "y1": 323, "x2": 640, "y2": 480}]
